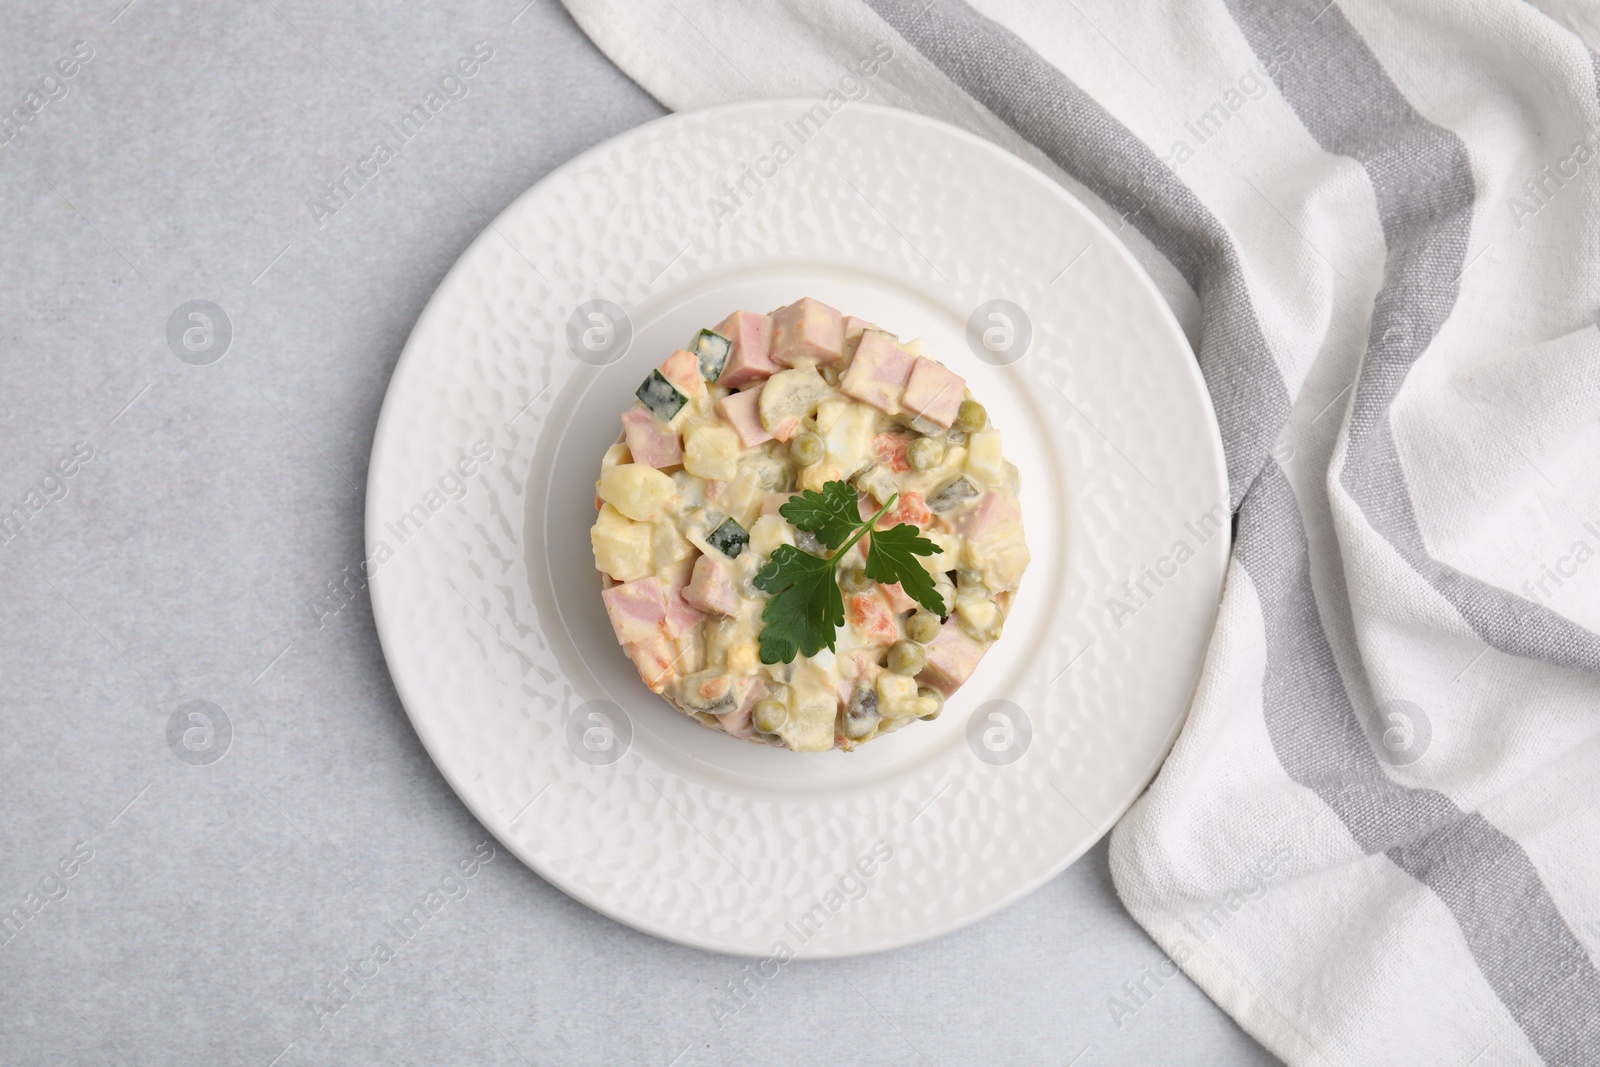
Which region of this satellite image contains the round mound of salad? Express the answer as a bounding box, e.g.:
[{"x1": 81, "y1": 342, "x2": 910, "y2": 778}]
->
[{"x1": 589, "y1": 297, "x2": 1029, "y2": 752}]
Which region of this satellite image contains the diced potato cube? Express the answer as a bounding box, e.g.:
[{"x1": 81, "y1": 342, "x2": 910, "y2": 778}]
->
[
  {"x1": 925, "y1": 531, "x2": 959, "y2": 572},
  {"x1": 817, "y1": 397, "x2": 876, "y2": 480},
  {"x1": 651, "y1": 519, "x2": 693, "y2": 568},
  {"x1": 720, "y1": 467, "x2": 764, "y2": 529},
  {"x1": 965, "y1": 537, "x2": 1031, "y2": 594},
  {"x1": 956, "y1": 596, "x2": 999, "y2": 639},
  {"x1": 599, "y1": 463, "x2": 678, "y2": 522},
  {"x1": 591, "y1": 503, "x2": 654, "y2": 581},
  {"x1": 777, "y1": 662, "x2": 839, "y2": 751},
  {"x1": 966, "y1": 429, "x2": 1004, "y2": 485},
  {"x1": 725, "y1": 638, "x2": 759, "y2": 676},
  {"x1": 748, "y1": 514, "x2": 795, "y2": 557},
  {"x1": 875, "y1": 672, "x2": 919, "y2": 718},
  {"x1": 796, "y1": 462, "x2": 842, "y2": 494},
  {"x1": 683, "y1": 423, "x2": 740, "y2": 481}
]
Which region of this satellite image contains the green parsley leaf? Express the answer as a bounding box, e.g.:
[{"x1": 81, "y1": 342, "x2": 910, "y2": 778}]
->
[
  {"x1": 864, "y1": 523, "x2": 946, "y2": 615},
  {"x1": 753, "y1": 544, "x2": 844, "y2": 664},
  {"x1": 753, "y1": 479, "x2": 951, "y2": 664},
  {"x1": 777, "y1": 480, "x2": 863, "y2": 550}
]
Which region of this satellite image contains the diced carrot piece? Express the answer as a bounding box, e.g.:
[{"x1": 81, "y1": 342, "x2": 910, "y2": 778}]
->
[
  {"x1": 846, "y1": 592, "x2": 898, "y2": 647},
  {"x1": 872, "y1": 433, "x2": 910, "y2": 473}
]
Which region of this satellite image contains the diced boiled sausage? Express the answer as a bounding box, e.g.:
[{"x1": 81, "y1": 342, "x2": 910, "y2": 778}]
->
[
  {"x1": 715, "y1": 385, "x2": 773, "y2": 449},
  {"x1": 601, "y1": 576, "x2": 666, "y2": 645},
  {"x1": 620, "y1": 406, "x2": 682, "y2": 468},
  {"x1": 956, "y1": 491, "x2": 1022, "y2": 541},
  {"x1": 770, "y1": 297, "x2": 844, "y2": 366},
  {"x1": 840, "y1": 330, "x2": 914, "y2": 414},
  {"x1": 901, "y1": 357, "x2": 966, "y2": 428},
  {"x1": 714, "y1": 311, "x2": 778, "y2": 388},
  {"x1": 918, "y1": 618, "x2": 989, "y2": 696},
  {"x1": 661, "y1": 560, "x2": 707, "y2": 638},
  {"x1": 682, "y1": 554, "x2": 743, "y2": 617},
  {"x1": 628, "y1": 635, "x2": 679, "y2": 692}
]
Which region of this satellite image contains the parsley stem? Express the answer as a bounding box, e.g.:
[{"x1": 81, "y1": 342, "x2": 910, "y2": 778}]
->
[{"x1": 830, "y1": 492, "x2": 898, "y2": 563}]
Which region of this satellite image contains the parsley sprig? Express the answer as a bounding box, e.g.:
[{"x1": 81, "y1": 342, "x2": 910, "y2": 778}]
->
[{"x1": 752, "y1": 480, "x2": 945, "y2": 664}]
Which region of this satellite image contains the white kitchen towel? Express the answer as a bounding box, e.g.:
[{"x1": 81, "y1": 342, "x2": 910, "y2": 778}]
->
[{"x1": 558, "y1": 1, "x2": 1600, "y2": 1063}]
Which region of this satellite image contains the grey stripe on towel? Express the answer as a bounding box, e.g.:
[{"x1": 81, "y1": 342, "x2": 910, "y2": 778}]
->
[
  {"x1": 1227, "y1": 0, "x2": 1600, "y2": 676},
  {"x1": 865, "y1": 0, "x2": 1600, "y2": 1060}
]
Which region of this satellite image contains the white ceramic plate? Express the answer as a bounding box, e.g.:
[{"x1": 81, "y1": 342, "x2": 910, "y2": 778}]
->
[{"x1": 367, "y1": 100, "x2": 1227, "y2": 958}]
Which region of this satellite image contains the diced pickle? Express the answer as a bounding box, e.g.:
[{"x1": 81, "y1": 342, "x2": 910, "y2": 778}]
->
[
  {"x1": 691, "y1": 328, "x2": 732, "y2": 381},
  {"x1": 707, "y1": 517, "x2": 749, "y2": 559},
  {"x1": 843, "y1": 684, "x2": 880, "y2": 739},
  {"x1": 636, "y1": 369, "x2": 688, "y2": 421},
  {"x1": 928, "y1": 476, "x2": 979, "y2": 512}
]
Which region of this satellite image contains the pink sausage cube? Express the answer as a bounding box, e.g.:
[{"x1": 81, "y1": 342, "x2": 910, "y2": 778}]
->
[
  {"x1": 601, "y1": 576, "x2": 667, "y2": 646},
  {"x1": 621, "y1": 406, "x2": 682, "y2": 468},
  {"x1": 682, "y1": 554, "x2": 743, "y2": 616},
  {"x1": 901, "y1": 357, "x2": 966, "y2": 428},
  {"x1": 715, "y1": 385, "x2": 772, "y2": 448},
  {"x1": 770, "y1": 297, "x2": 845, "y2": 366},
  {"x1": 842, "y1": 315, "x2": 877, "y2": 341},
  {"x1": 840, "y1": 330, "x2": 915, "y2": 414},
  {"x1": 628, "y1": 635, "x2": 679, "y2": 692},
  {"x1": 956, "y1": 491, "x2": 1021, "y2": 542},
  {"x1": 662, "y1": 560, "x2": 706, "y2": 638},
  {"x1": 918, "y1": 618, "x2": 990, "y2": 696},
  {"x1": 714, "y1": 311, "x2": 778, "y2": 388}
]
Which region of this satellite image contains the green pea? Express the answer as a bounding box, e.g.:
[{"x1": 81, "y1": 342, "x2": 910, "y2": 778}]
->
[
  {"x1": 887, "y1": 640, "x2": 927, "y2": 676},
  {"x1": 954, "y1": 400, "x2": 987, "y2": 434},
  {"x1": 752, "y1": 698, "x2": 788, "y2": 734},
  {"x1": 905, "y1": 611, "x2": 941, "y2": 644},
  {"x1": 791, "y1": 432, "x2": 824, "y2": 466},
  {"x1": 907, "y1": 436, "x2": 944, "y2": 470},
  {"x1": 840, "y1": 567, "x2": 873, "y2": 594},
  {"x1": 915, "y1": 687, "x2": 944, "y2": 719}
]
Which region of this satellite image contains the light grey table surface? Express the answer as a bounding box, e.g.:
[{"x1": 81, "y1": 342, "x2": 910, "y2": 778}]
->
[{"x1": 0, "y1": 2, "x2": 1279, "y2": 1064}]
